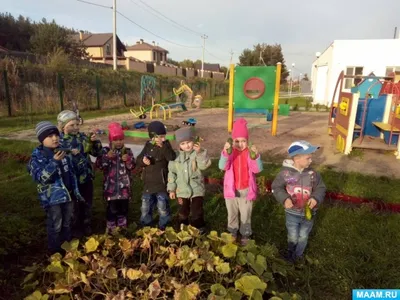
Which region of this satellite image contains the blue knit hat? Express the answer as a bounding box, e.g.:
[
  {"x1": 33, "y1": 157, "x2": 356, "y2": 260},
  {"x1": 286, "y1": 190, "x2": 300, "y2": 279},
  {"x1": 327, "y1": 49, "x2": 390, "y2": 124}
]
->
[
  {"x1": 35, "y1": 121, "x2": 60, "y2": 143},
  {"x1": 288, "y1": 140, "x2": 320, "y2": 157}
]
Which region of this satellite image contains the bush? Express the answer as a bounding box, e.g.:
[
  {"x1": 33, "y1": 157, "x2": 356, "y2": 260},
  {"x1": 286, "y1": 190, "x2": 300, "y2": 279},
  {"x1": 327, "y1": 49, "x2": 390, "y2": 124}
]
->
[{"x1": 22, "y1": 226, "x2": 300, "y2": 299}]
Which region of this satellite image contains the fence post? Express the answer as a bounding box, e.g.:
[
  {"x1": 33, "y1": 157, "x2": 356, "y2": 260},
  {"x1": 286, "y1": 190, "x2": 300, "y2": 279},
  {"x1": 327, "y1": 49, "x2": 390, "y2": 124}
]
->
[
  {"x1": 3, "y1": 70, "x2": 12, "y2": 117},
  {"x1": 122, "y1": 79, "x2": 127, "y2": 107},
  {"x1": 159, "y1": 79, "x2": 162, "y2": 101},
  {"x1": 96, "y1": 75, "x2": 101, "y2": 110},
  {"x1": 57, "y1": 73, "x2": 64, "y2": 111}
]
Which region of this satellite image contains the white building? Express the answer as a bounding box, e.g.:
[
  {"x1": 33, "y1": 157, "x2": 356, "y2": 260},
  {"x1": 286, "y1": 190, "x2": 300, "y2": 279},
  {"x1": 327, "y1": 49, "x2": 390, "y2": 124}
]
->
[{"x1": 311, "y1": 38, "x2": 400, "y2": 106}]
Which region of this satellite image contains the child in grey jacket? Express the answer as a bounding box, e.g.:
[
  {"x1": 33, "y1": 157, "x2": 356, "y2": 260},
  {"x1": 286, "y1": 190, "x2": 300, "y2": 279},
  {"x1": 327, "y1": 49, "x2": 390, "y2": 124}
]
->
[{"x1": 271, "y1": 140, "x2": 326, "y2": 263}]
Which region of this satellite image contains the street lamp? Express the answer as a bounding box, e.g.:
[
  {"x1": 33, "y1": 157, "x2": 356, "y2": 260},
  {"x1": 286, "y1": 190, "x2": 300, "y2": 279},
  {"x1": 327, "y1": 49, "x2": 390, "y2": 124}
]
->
[{"x1": 288, "y1": 69, "x2": 291, "y2": 96}]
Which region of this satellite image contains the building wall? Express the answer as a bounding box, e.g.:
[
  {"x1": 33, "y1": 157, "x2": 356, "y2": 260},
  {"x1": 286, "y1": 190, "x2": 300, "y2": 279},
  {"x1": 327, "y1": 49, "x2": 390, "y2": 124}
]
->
[
  {"x1": 87, "y1": 47, "x2": 103, "y2": 58},
  {"x1": 124, "y1": 50, "x2": 152, "y2": 62},
  {"x1": 125, "y1": 58, "x2": 147, "y2": 73},
  {"x1": 312, "y1": 39, "x2": 400, "y2": 106},
  {"x1": 212, "y1": 72, "x2": 225, "y2": 81},
  {"x1": 176, "y1": 68, "x2": 183, "y2": 77},
  {"x1": 185, "y1": 68, "x2": 195, "y2": 78}
]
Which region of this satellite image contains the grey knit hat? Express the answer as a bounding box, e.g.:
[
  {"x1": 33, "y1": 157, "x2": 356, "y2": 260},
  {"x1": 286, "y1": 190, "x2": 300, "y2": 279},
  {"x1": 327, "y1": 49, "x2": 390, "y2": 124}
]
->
[
  {"x1": 35, "y1": 121, "x2": 60, "y2": 143},
  {"x1": 57, "y1": 110, "x2": 78, "y2": 129},
  {"x1": 175, "y1": 127, "x2": 194, "y2": 144}
]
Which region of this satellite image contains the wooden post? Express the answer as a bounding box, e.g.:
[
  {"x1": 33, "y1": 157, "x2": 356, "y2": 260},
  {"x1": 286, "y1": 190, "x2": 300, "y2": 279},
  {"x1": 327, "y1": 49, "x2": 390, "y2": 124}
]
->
[{"x1": 272, "y1": 63, "x2": 282, "y2": 136}]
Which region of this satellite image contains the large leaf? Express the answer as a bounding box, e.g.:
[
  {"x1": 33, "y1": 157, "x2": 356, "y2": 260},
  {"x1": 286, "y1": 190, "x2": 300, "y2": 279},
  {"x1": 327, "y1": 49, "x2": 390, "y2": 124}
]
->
[
  {"x1": 187, "y1": 225, "x2": 200, "y2": 237},
  {"x1": 47, "y1": 283, "x2": 72, "y2": 294},
  {"x1": 61, "y1": 239, "x2": 79, "y2": 252},
  {"x1": 104, "y1": 238, "x2": 116, "y2": 249},
  {"x1": 190, "y1": 258, "x2": 204, "y2": 273},
  {"x1": 148, "y1": 279, "x2": 161, "y2": 299},
  {"x1": 207, "y1": 231, "x2": 220, "y2": 241},
  {"x1": 174, "y1": 283, "x2": 200, "y2": 300},
  {"x1": 63, "y1": 258, "x2": 77, "y2": 271},
  {"x1": 166, "y1": 253, "x2": 177, "y2": 268},
  {"x1": 250, "y1": 290, "x2": 263, "y2": 300},
  {"x1": 216, "y1": 262, "x2": 231, "y2": 274},
  {"x1": 126, "y1": 268, "x2": 143, "y2": 281},
  {"x1": 234, "y1": 275, "x2": 267, "y2": 296},
  {"x1": 105, "y1": 267, "x2": 118, "y2": 279},
  {"x1": 210, "y1": 284, "x2": 227, "y2": 296},
  {"x1": 165, "y1": 230, "x2": 178, "y2": 243},
  {"x1": 236, "y1": 251, "x2": 247, "y2": 265},
  {"x1": 221, "y1": 232, "x2": 236, "y2": 244},
  {"x1": 119, "y1": 238, "x2": 132, "y2": 252},
  {"x1": 221, "y1": 243, "x2": 238, "y2": 258},
  {"x1": 24, "y1": 290, "x2": 49, "y2": 300},
  {"x1": 80, "y1": 272, "x2": 90, "y2": 285},
  {"x1": 252, "y1": 255, "x2": 267, "y2": 276},
  {"x1": 85, "y1": 237, "x2": 99, "y2": 253},
  {"x1": 226, "y1": 288, "x2": 243, "y2": 300},
  {"x1": 177, "y1": 230, "x2": 192, "y2": 242},
  {"x1": 46, "y1": 261, "x2": 64, "y2": 274}
]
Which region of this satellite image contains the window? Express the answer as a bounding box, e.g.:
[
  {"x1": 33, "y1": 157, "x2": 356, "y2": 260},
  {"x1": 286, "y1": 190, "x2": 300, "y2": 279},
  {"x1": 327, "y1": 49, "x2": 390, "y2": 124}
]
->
[
  {"x1": 106, "y1": 44, "x2": 111, "y2": 56},
  {"x1": 385, "y1": 66, "x2": 400, "y2": 76},
  {"x1": 153, "y1": 52, "x2": 156, "y2": 61},
  {"x1": 344, "y1": 66, "x2": 363, "y2": 89}
]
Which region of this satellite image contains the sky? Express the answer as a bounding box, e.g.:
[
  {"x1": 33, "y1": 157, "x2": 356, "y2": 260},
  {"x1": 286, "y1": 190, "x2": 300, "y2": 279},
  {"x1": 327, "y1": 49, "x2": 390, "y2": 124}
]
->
[{"x1": 3, "y1": 0, "x2": 400, "y2": 77}]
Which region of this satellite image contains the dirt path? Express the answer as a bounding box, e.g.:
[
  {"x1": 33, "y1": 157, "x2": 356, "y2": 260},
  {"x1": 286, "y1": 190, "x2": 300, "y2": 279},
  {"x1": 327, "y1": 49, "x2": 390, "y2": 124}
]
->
[{"x1": 4, "y1": 108, "x2": 400, "y2": 178}]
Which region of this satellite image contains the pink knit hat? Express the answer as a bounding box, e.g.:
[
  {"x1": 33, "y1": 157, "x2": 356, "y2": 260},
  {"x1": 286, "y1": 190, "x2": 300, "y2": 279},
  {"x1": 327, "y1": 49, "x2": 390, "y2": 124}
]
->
[
  {"x1": 232, "y1": 118, "x2": 248, "y2": 140},
  {"x1": 108, "y1": 122, "x2": 124, "y2": 142}
]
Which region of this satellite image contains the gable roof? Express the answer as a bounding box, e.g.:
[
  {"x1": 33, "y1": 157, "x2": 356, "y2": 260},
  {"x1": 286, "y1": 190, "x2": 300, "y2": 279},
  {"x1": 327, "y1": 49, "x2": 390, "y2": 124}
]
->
[
  {"x1": 70, "y1": 33, "x2": 126, "y2": 51},
  {"x1": 194, "y1": 63, "x2": 220, "y2": 72},
  {"x1": 126, "y1": 41, "x2": 168, "y2": 53}
]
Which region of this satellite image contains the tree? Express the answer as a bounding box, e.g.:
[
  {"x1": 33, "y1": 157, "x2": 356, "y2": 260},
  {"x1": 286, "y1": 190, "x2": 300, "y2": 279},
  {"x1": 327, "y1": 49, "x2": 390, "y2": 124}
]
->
[
  {"x1": 0, "y1": 13, "x2": 34, "y2": 51},
  {"x1": 220, "y1": 66, "x2": 228, "y2": 76},
  {"x1": 302, "y1": 73, "x2": 309, "y2": 81},
  {"x1": 180, "y1": 59, "x2": 195, "y2": 68},
  {"x1": 167, "y1": 58, "x2": 180, "y2": 66},
  {"x1": 30, "y1": 18, "x2": 87, "y2": 59},
  {"x1": 238, "y1": 43, "x2": 288, "y2": 82}
]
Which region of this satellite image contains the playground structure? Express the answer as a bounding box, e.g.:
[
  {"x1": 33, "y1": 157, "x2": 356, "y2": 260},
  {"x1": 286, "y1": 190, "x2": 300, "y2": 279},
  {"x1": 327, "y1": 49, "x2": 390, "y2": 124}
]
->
[
  {"x1": 328, "y1": 71, "x2": 400, "y2": 158},
  {"x1": 227, "y1": 63, "x2": 284, "y2": 136},
  {"x1": 130, "y1": 77, "x2": 195, "y2": 120}
]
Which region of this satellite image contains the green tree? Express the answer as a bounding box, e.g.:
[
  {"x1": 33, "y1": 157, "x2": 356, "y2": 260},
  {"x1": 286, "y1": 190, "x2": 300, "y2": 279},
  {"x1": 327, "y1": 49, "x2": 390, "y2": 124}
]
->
[
  {"x1": 302, "y1": 73, "x2": 309, "y2": 81},
  {"x1": 180, "y1": 59, "x2": 195, "y2": 68},
  {"x1": 238, "y1": 43, "x2": 288, "y2": 81},
  {"x1": 167, "y1": 58, "x2": 180, "y2": 66},
  {"x1": 0, "y1": 13, "x2": 34, "y2": 51},
  {"x1": 30, "y1": 18, "x2": 87, "y2": 59}
]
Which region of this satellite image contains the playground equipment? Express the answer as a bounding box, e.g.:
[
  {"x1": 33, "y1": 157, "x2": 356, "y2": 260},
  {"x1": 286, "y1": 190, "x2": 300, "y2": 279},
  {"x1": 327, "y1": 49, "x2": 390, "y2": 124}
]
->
[
  {"x1": 328, "y1": 71, "x2": 400, "y2": 158},
  {"x1": 130, "y1": 77, "x2": 189, "y2": 120},
  {"x1": 228, "y1": 63, "x2": 283, "y2": 136}
]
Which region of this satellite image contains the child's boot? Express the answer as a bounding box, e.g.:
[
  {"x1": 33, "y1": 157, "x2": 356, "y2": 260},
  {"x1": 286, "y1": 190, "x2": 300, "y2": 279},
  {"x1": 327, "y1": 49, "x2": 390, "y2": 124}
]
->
[
  {"x1": 106, "y1": 221, "x2": 116, "y2": 234},
  {"x1": 117, "y1": 216, "x2": 127, "y2": 228}
]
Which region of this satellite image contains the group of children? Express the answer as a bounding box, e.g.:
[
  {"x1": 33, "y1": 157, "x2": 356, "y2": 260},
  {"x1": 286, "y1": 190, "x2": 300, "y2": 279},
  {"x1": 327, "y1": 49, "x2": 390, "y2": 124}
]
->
[{"x1": 28, "y1": 112, "x2": 326, "y2": 263}]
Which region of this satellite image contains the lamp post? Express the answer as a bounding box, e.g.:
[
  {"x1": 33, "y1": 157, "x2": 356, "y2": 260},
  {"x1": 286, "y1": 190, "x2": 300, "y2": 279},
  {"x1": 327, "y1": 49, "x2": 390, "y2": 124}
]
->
[
  {"x1": 290, "y1": 63, "x2": 295, "y2": 98},
  {"x1": 299, "y1": 73, "x2": 302, "y2": 94},
  {"x1": 288, "y1": 69, "x2": 291, "y2": 96}
]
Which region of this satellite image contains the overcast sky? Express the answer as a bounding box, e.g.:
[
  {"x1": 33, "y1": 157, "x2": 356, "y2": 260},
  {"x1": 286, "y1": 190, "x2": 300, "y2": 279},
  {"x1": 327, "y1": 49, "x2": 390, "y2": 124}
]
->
[{"x1": 4, "y1": 0, "x2": 400, "y2": 76}]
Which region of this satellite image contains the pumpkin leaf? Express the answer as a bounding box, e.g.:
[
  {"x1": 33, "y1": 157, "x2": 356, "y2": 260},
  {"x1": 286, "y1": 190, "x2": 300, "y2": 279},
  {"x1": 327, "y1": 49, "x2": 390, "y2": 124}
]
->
[
  {"x1": 85, "y1": 237, "x2": 99, "y2": 253},
  {"x1": 221, "y1": 243, "x2": 238, "y2": 258},
  {"x1": 235, "y1": 275, "x2": 267, "y2": 296},
  {"x1": 126, "y1": 268, "x2": 143, "y2": 281}
]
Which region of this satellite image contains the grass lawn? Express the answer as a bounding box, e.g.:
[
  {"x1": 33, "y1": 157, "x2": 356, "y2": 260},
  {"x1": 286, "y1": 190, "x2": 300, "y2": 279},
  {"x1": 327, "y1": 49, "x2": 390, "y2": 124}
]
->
[{"x1": 1, "y1": 140, "x2": 400, "y2": 299}]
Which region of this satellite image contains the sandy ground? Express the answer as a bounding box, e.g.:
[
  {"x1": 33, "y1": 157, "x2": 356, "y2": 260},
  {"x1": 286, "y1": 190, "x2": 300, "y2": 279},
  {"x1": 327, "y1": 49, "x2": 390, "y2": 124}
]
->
[{"x1": 5, "y1": 108, "x2": 400, "y2": 178}]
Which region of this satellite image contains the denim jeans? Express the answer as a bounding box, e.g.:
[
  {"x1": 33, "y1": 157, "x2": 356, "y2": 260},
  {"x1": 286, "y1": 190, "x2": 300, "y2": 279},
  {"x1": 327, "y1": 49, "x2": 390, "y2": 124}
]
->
[
  {"x1": 46, "y1": 201, "x2": 74, "y2": 254},
  {"x1": 285, "y1": 212, "x2": 314, "y2": 261},
  {"x1": 141, "y1": 192, "x2": 170, "y2": 229}
]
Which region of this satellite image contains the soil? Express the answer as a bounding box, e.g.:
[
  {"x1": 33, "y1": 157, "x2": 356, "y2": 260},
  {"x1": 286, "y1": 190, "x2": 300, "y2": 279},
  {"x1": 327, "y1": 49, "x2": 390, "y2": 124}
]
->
[{"x1": 4, "y1": 108, "x2": 400, "y2": 178}]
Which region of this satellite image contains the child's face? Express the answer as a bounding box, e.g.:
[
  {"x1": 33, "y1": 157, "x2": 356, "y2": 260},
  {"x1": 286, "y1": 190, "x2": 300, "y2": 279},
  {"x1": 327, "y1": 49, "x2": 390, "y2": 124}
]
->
[
  {"x1": 64, "y1": 119, "x2": 80, "y2": 135},
  {"x1": 234, "y1": 137, "x2": 248, "y2": 151},
  {"x1": 293, "y1": 154, "x2": 313, "y2": 169},
  {"x1": 152, "y1": 135, "x2": 166, "y2": 144},
  {"x1": 179, "y1": 140, "x2": 194, "y2": 152},
  {"x1": 112, "y1": 139, "x2": 124, "y2": 149},
  {"x1": 43, "y1": 133, "x2": 60, "y2": 149}
]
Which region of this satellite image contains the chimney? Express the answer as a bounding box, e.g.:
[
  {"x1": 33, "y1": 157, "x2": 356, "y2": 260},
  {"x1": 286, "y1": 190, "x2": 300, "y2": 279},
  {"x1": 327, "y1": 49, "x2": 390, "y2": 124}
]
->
[
  {"x1": 152, "y1": 41, "x2": 156, "y2": 46},
  {"x1": 140, "y1": 39, "x2": 144, "y2": 44},
  {"x1": 79, "y1": 30, "x2": 84, "y2": 41}
]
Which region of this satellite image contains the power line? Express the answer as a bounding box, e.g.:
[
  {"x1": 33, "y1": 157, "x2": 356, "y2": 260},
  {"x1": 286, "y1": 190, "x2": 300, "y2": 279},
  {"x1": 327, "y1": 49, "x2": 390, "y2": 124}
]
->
[
  {"x1": 76, "y1": 0, "x2": 112, "y2": 9},
  {"x1": 117, "y1": 11, "x2": 202, "y2": 49},
  {"x1": 205, "y1": 48, "x2": 225, "y2": 63},
  {"x1": 135, "y1": 0, "x2": 203, "y2": 37}
]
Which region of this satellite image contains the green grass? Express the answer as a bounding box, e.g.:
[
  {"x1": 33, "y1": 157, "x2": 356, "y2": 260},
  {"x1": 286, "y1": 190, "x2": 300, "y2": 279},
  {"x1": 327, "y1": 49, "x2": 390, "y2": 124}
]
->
[
  {"x1": 1, "y1": 140, "x2": 400, "y2": 299},
  {"x1": 0, "y1": 107, "x2": 130, "y2": 136}
]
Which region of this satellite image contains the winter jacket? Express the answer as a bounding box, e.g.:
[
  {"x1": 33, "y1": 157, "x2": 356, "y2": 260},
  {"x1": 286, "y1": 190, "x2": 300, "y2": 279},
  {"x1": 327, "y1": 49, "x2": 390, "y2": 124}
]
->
[
  {"x1": 59, "y1": 132, "x2": 102, "y2": 184},
  {"x1": 96, "y1": 146, "x2": 135, "y2": 201},
  {"x1": 271, "y1": 159, "x2": 326, "y2": 217},
  {"x1": 218, "y1": 149, "x2": 263, "y2": 201},
  {"x1": 167, "y1": 149, "x2": 211, "y2": 198},
  {"x1": 27, "y1": 145, "x2": 83, "y2": 209},
  {"x1": 136, "y1": 140, "x2": 176, "y2": 194}
]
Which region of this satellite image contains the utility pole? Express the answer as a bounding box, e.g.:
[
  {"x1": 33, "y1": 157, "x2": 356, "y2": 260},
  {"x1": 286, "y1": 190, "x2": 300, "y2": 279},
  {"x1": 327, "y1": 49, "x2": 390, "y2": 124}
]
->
[
  {"x1": 113, "y1": 0, "x2": 117, "y2": 71},
  {"x1": 201, "y1": 34, "x2": 208, "y2": 78},
  {"x1": 225, "y1": 49, "x2": 234, "y2": 80}
]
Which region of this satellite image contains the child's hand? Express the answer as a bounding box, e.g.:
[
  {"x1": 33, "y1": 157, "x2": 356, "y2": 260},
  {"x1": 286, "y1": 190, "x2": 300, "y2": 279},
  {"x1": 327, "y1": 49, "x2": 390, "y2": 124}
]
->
[
  {"x1": 223, "y1": 142, "x2": 231, "y2": 152},
  {"x1": 284, "y1": 198, "x2": 294, "y2": 209},
  {"x1": 122, "y1": 154, "x2": 129, "y2": 162},
  {"x1": 107, "y1": 150, "x2": 115, "y2": 159},
  {"x1": 308, "y1": 198, "x2": 317, "y2": 209},
  {"x1": 54, "y1": 151, "x2": 66, "y2": 161},
  {"x1": 143, "y1": 156, "x2": 151, "y2": 166},
  {"x1": 71, "y1": 148, "x2": 80, "y2": 156},
  {"x1": 250, "y1": 144, "x2": 258, "y2": 155},
  {"x1": 169, "y1": 192, "x2": 176, "y2": 199},
  {"x1": 193, "y1": 143, "x2": 201, "y2": 153}
]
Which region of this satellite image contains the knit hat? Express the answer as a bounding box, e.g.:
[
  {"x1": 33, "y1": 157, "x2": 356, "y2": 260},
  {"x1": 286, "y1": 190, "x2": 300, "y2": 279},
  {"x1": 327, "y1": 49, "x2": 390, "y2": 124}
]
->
[
  {"x1": 57, "y1": 110, "x2": 78, "y2": 129},
  {"x1": 232, "y1": 118, "x2": 248, "y2": 140},
  {"x1": 175, "y1": 127, "x2": 194, "y2": 144},
  {"x1": 288, "y1": 140, "x2": 320, "y2": 157},
  {"x1": 148, "y1": 121, "x2": 167, "y2": 138},
  {"x1": 108, "y1": 122, "x2": 124, "y2": 142},
  {"x1": 35, "y1": 121, "x2": 60, "y2": 143}
]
